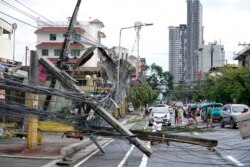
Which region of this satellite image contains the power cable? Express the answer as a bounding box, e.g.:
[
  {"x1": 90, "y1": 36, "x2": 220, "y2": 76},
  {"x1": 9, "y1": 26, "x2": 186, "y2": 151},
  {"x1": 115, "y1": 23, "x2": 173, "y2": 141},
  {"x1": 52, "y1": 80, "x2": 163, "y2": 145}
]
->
[
  {"x1": 14, "y1": 0, "x2": 57, "y2": 26},
  {"x1": 0, "y1": 12, "x2": 37, "y2": 28},
  {"x1": 0, "y1": 0, "x2": 53, "y2": 26}
]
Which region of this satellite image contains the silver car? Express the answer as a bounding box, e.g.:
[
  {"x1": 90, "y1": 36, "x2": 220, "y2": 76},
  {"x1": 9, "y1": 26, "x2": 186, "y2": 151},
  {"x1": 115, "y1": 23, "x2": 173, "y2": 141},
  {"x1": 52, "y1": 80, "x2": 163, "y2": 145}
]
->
[
  {"x1": 149, "y1": 107, "x2": 171, "y2": 126},
  {"x1": 220, "y1": 104, "x2": 249, "y2": 129}
]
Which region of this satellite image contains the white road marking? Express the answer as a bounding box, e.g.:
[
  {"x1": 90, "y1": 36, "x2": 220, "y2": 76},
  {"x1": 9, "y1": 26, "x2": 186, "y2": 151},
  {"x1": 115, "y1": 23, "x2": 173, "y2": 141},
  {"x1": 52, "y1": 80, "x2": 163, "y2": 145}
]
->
[
  {"x1": 139, "y1": 142, "x2": 151, "y2": 167},
  {"x1": 118, "y1": 122, "x2": 149, "y2": 167},
  {"x1": 74, "y1": 122, "x2": 141, "y2": 167},
  {"x1": 74, "y1": 139, "x2": 114, "y2": 167},
  {"x1": 117, "y1": 145, "x2": 135, "y2": 167},
  {"x1": 226, "y1": 155, "x2": 244, "y2": 166}
]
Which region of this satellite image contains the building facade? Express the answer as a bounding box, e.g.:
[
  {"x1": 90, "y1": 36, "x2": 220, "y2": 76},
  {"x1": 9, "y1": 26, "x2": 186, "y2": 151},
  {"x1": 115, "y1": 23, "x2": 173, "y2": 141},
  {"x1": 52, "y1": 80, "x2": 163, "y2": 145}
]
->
[
  {"x1": 35, "y1": 19, "x2": 106, "y2": 90},
  {"x1": 186, "y1": 0, "x2": 203, "y2": 83},
  {"x1": 0, "y1": 18, "x2": 12, "y2": 60},
  {"x1": 109, "y1": 46, "x2": 129, "y2": 60},
  {"x1": 168, "y1": 25, "x2": 187, "y2": 84},
  {"x1": 36, "y1": 19, "x2": 105, "y2": 67},
  {"x1": 197, "y1": 42, "x2": 225, "y2": 79},
  {"x1": 233, "y1": 44, "x2": 250, "y2": 67}
]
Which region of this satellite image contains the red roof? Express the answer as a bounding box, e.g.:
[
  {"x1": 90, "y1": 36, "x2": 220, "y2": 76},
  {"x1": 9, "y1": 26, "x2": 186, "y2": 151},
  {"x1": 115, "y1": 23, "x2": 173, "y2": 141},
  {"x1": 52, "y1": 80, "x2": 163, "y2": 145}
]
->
[
  {"x1": 36, "y1": 42, "x2": 84, "y2": 49},
  {"x1": 35, "y1": 27, "x2": 85, "y2": 33},
  {"x1": 89, "y1": 19, "x2": 104, "y2": 27}
]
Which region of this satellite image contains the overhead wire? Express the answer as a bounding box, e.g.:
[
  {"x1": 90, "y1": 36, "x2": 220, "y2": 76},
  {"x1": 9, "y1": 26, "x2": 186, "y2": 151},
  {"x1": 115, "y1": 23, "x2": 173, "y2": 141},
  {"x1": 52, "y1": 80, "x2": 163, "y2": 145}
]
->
[
  {"x1": 0, "y1": 0, "x2": 54, "y2": 27},
  {"x1": 14, "y1": 0, "x2": 57, "y2": 26},
  {"x1": 0, "y1": 1, "x2": 107, "y2": 48},
  {"x1": 0, "y1": 11, "x2": 37, "y2": 28}
]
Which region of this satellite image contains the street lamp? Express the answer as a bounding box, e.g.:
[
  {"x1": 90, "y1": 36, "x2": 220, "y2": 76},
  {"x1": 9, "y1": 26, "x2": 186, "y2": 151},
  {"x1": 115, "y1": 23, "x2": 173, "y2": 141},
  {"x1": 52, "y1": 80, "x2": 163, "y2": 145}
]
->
[
  {"x1": 117, "y1": 22, "x2": 153, "y2": 92},
  {"x1": 12, "y1": 23, "x2": 17, "y2": 61}
]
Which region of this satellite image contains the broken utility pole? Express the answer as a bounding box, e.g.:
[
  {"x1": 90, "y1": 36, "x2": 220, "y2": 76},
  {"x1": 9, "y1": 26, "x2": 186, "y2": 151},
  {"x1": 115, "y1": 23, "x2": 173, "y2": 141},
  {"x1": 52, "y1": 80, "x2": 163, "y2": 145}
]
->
[
  {"x1": 39, "y1": 56, "x2": 153, "y2": 156},
  {"x1": 27, "y1": 50, "x2": 39, "y2": 148},
  {"x1": 81, "y1": 126, "x2": 218, "y2": 148}
]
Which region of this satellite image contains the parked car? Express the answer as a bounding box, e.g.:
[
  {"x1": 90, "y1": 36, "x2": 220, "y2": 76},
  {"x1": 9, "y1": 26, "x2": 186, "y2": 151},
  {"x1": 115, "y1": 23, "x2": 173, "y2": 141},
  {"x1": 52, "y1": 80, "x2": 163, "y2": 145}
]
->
[
  {"x1": 201, "y1": 103, "x2": 223, "y2": 122},
  {"x1": 154, "y1": 104, "x2": 174, "y2": 114},
  {"x1": 220, "y1": 104, "x2": 249, "y2": 129},
  {"x1": 149, "y1": 107, "x2": 171, "y2": 126}
]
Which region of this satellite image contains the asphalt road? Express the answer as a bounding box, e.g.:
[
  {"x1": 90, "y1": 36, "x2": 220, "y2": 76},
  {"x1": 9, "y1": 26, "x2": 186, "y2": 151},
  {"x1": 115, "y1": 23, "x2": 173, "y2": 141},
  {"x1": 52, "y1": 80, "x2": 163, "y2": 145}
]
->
[
  {"x1": 72, "y1": 114, "x2": 249, "y2": 167},
  {"x1": 0, "y1": 114, "x2": 249, "y2": 167}
]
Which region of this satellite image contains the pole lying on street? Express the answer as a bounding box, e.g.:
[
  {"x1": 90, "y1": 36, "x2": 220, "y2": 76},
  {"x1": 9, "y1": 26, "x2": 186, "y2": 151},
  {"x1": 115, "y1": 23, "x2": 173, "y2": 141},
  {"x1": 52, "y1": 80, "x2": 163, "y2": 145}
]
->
[{"x1": 81, "y1": 126, "x2": 218, "y2": 148}]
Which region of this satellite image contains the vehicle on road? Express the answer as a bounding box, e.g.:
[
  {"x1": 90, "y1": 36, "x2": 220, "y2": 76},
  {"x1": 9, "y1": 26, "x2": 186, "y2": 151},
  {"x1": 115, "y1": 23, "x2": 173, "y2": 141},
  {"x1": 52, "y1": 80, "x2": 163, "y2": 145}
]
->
[
  {"x1": 148, "y1": 107, "x2": 171, "y2": 126},
  {"x1": 220, "y1": 104, "x2": 249, "y2": 129},
  {"x1": 154, "y1": 104, "x2": 174, "y2": 114},
  {"x1": 201, "y1": 103, "x2": 223, "y2": 122}
]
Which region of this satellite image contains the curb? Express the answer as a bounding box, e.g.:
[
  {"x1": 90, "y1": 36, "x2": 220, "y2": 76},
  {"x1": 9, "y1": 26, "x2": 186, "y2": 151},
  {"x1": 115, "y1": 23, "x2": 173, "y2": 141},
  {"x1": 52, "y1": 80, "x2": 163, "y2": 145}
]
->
[
  {"x1": 0, "y1": 115, "x2": 138, "y2": 160},
  {"x1": 0, "y1": 154, "x2": 62, "y2": 160},
  {"x1": 59, "y1": 115, "x2": 137, "y2": 157}
]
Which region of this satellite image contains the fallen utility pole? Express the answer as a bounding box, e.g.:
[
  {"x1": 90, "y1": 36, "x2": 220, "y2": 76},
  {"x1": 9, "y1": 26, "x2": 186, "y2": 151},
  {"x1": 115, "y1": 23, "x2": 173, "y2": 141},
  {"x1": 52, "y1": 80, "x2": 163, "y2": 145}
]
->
[
  {"x1": 43, "y1": 0, "x2": 82, "y2": 110},
  {"x1": 39, "y1": 54, "x2": 152, "y2": 156},
  {"x1": 81, "y1": 126, "x2": 218, "y2": 148}
]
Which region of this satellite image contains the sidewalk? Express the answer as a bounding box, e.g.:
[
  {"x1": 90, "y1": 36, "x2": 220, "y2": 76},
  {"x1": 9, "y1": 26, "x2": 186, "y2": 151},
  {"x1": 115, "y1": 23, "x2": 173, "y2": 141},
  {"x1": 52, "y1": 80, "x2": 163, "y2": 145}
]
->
[{"x1": 0, "y1": 114, "x2": 137, "y2": 159}]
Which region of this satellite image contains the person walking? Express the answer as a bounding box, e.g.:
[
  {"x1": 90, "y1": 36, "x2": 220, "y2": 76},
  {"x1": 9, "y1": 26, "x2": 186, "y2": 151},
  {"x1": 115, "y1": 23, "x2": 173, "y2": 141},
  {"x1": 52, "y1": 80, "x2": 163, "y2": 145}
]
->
[
  {"x1": 174, "y1": 105, "x2": 178, "y2": 126},
  {"x1": 177, "y1": 106, "x2": 183, "y2": 126},
  {"x1": 206, "y1": 106, "x2": 213, "y2": 128}
]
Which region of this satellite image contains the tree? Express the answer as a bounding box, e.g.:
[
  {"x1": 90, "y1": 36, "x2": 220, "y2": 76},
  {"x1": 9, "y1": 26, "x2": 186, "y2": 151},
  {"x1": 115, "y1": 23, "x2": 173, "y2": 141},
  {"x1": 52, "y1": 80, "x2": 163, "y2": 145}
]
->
[
  {"x1": 146, "y1": 63, "x2": 173, "y2": 98},
  {"x1": 127, "y1": 83, "x2": 158, "y2": 109},
  {"x1": 201, "y1": 66, "x2": 250, "y2": 105}
]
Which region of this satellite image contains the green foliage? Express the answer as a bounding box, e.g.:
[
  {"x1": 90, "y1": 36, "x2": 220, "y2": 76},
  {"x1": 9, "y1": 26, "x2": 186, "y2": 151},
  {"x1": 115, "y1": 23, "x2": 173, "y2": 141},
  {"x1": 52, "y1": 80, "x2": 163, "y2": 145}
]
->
[
  {"x1": 201, "y1": 67, "x2": 250, "y2": 105},
  {"x1": 127, "y1": 83, "x2": 158, "y2": 109},
  {"x1": 146, "y1": 63, "x2": 173, "y2": 98},
  {"x1": 170, "y1": 85, "x2": 187, "y2": 101}
]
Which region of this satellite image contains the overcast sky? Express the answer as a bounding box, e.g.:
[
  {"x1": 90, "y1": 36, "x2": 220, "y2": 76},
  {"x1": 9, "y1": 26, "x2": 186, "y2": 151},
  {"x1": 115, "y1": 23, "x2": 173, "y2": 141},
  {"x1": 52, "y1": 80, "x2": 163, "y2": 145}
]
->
[{"x1": 1, "y1": 0, "x2": 250, "y2": 70}]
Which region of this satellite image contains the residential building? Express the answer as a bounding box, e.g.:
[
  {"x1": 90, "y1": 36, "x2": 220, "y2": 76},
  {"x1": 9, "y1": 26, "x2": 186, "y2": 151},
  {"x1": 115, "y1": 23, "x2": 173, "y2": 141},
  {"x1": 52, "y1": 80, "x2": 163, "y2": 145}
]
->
[
  {"x1": 109, "y1": 46, "x2": 129, "y2": 60},
  {"x1": 168, "y1": 25, "x2": 187, "y2": 84},
  {"x1": 197, "y1": 42, "x2": 225, "y2": 79},
  {"x1": 186, "y1": 0, "x2": 203, "y2": 83},
  {"x1": 35, "y1": 19, "x2": 106, "y2": 91},
  {"x1": 0, "y1": 18, "x2": 12, "y2": 60},
  {"x1": 233, "y1": 44, "x2": 250, "y2": 67}
]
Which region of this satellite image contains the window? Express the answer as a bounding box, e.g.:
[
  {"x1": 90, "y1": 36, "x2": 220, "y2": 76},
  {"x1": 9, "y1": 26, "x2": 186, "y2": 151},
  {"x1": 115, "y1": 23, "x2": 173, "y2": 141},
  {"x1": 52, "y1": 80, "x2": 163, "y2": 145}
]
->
[
  {"x1": 42, "y1": 49, "x2": 49, "y2": 56},
  {"x1": 71, "y1": 49, "x2": 80, "y2": 57},
  {"x1": 49, "y1": 34, "x2": 57, "y2": 41},
  {"x1": 77, "y1": 80, "x2": 87, "y2": 86},
  {"x1": 72, "y1": 34, "x2": 81, "y2": 41},
  {"x1": 54, "y1": 49, "x2": 61, "y2": 56}
]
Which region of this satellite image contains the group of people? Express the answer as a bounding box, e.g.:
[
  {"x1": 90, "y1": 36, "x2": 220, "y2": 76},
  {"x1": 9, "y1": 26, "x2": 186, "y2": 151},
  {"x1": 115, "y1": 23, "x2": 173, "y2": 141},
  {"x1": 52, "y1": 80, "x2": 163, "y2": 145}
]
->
[
  {"x1": 174, "y1": 105, "x2": 198, "y2": 128},
  {"x1": 173, "y1": 104, "x2": 214, "y2": 128}
]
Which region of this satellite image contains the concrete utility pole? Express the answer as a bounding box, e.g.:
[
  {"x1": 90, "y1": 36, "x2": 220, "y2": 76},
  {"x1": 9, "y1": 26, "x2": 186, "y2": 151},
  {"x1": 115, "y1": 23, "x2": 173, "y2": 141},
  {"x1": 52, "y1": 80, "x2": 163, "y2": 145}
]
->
[
  {"x1": 27, "y1": 50, "x2": 39, "y2": 148},
  {"x1": 134, "y1": 21, "x2": 143, "y2": 80},
  {"x1": 12, "y1": 23, "x2": 17, "y2": 61}
]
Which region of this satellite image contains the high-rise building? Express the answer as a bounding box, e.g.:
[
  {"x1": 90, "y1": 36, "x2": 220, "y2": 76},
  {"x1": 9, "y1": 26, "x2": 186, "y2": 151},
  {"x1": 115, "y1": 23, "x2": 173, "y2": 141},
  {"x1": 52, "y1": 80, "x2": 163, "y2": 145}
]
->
[
  {"x1": 168, "y1": 25, "x2": 187, "y2": 84},
  {"x1": 197, "y1": 42, "x2": 225, "y2": 78},
  {"x1": 186, "y1": 0, "x2": 203, "y2": 83}
]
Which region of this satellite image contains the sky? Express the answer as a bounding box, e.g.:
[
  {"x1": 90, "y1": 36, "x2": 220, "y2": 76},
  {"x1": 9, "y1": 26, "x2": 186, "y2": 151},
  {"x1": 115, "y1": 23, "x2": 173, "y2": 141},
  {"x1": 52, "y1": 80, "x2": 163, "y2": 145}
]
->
[{"x1": 1, "y1": 0, "x2": 250, "y2": 71}]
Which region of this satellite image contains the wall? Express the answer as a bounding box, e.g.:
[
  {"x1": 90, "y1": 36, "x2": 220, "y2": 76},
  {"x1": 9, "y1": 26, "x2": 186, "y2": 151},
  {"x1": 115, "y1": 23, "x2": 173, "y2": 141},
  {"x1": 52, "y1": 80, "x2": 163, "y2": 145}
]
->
[{"x1": 0, "y1": 19, "x2": 12, "y2": 59}]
